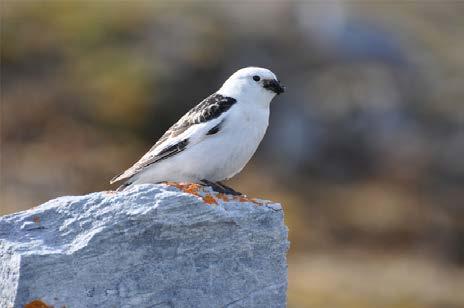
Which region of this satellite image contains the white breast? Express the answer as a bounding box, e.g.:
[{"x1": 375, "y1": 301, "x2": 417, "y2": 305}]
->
[
  {"x1": 213, "y1": 103, "x2": 270, "y2": 180},
  {"x1": 133, "y1": 100, "x2": 270, "y2": 184}
]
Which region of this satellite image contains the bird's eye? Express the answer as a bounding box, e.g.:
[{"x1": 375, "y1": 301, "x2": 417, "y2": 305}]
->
[{"x1": 252, "y1": 75, "x2": 260, "y2": 82}]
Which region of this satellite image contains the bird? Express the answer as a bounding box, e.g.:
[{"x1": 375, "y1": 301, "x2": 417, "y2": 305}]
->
[{"x1": 110, "y1": 67, "x2": 285, "y2": 195}]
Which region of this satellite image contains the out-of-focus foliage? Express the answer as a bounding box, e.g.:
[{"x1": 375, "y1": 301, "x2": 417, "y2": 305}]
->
[{"x1": 1, "y1": 1, "x2": 464, "y2": 307}]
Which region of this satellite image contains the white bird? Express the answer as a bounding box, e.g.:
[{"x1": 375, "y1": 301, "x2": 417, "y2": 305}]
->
[{"x1": 110, "y1": 67, "x2": 285, "y2": 194}]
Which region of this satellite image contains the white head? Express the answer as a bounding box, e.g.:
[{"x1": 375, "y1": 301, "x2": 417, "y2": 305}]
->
[{"x1": 217, "y1": 67, "x2": 285, "y2": 106}]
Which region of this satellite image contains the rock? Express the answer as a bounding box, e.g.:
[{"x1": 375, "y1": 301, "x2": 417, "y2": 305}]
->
[{"x1": 0, "y1": 184, "x2": 289, "y2": 308}]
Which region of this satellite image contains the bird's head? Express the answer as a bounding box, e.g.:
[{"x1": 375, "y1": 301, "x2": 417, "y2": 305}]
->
[{"x1": 218, "y1": 67, "x2": 285, "y2": 106}]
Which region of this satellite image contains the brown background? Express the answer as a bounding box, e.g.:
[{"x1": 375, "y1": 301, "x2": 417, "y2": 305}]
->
[{"x1": 2, "y1": 1, "x2": 464, "y2": 307}]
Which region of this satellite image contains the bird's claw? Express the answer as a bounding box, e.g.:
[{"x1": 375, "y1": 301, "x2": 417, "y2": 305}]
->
[{"x1": 200, "y1": 180, "x2": 242, "y2": 196}]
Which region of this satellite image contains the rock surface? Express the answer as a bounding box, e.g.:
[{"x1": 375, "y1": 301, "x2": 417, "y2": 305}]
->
[{"x1": 0, "y1": 184, "x2": 289, "y2": 308}]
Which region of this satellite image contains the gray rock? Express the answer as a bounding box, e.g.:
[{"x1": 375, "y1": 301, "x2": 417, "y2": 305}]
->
[{"x1": 0, "y1": 184, "x2": 289, "y2": 308}]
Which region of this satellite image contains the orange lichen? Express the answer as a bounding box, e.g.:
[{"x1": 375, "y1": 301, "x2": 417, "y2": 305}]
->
[
  {"x1": 184, "y1": 183, "x2": 202, "y2": 196},
  {"x1": 165, "y1": 182, "x2": 201, "y2": 196},
  {"x1": 32, "y1": 216, "x2": 41, "y2": 224},
  {"x1": 165, "y1": 181, "x2": 184, "y2": 190},
  {"x1": 216, "y1": 193, "x2": 230, "y2": 202},
  {"x1": 233, "y1": 195, "x2": 256, "y2": 203},
  {"x1": 202, "y1": 194, "x2": 218, "y2": 205},
  {"x1": 24, "y1": 299, "x2": 52, "y2": 308},
  {"x1": 164, "y1": 182, "x2": 268, "y2": 206},
  {"x1": 231, "y1": 195, "x2": 265, "y2": 205}
]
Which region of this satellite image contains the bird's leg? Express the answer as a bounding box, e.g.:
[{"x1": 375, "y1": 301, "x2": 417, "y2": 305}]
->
[
  {"x1": 216, "y1": 182, "x2": 242, "y2": 196},
  {"x1": 200, "y1": 179, "x2": 228, "y2": 194}
]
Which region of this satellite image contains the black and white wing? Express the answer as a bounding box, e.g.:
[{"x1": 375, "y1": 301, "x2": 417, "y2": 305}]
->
[{"x1": 110, "y1": 93, "x2": 236, "y2": 184}]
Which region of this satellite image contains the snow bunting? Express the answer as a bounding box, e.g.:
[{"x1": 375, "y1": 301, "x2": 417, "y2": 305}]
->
[{"x1": 111, "y1": 67, "x2": 285, "y2": 194}]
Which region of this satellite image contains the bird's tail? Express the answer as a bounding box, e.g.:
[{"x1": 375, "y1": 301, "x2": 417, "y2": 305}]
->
[{"x1": 110, "y1": 171, "x2": 126, "y2": 184}]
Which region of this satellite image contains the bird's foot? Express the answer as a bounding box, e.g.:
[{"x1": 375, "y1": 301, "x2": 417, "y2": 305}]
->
[
  {"x1": 216, "y1": 181, "x2": 242, "y2": 196},
  {"x1": 200, "y1": 180, "x2": 226, "y2": 194},
  {"x1": 200, "y1": 180, "x2": 242, "y2": 196}
]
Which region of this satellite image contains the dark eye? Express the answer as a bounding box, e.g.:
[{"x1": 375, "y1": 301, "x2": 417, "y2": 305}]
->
[{"x1": 252, "y1": 75, "x2": 260, "y2": 82}]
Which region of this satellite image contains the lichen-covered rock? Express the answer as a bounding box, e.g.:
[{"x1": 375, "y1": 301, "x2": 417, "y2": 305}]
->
[{"x1": 0, "y1": 184, "x2": 289, "y2": 308}]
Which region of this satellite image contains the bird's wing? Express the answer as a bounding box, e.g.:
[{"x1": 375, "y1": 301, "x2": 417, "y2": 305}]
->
[{"x1": 110, "y1": 93, "x2": 236, "y2": 184}]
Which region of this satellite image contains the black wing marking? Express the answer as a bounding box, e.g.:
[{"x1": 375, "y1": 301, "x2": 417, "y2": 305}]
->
[
  {"x1": 110, "y1": 93, "x2": 235, "y2": 184},
  {"x1": 150, "y1": 93, "x2": 236, "y2": 150},
  {"x1": 143, "y1": 139, "x2": 189, "y2": 168},
  {"x1": 206, "y1": 119, "x2": 224, "y2": 135}
]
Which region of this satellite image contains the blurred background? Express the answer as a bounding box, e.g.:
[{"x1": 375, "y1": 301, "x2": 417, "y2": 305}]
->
[{"x1": 2, "y1": 1, "x2": 464, "y2": 307}]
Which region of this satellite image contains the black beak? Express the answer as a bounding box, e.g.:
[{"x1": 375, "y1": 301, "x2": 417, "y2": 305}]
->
[{"x1": 263, "y1": 79, "x2": 285, "y2": 95}]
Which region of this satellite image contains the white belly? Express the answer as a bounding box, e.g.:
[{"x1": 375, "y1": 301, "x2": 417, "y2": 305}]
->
[{"x1": 134, "y1": 105, "x2": 269, "y2": 184}]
